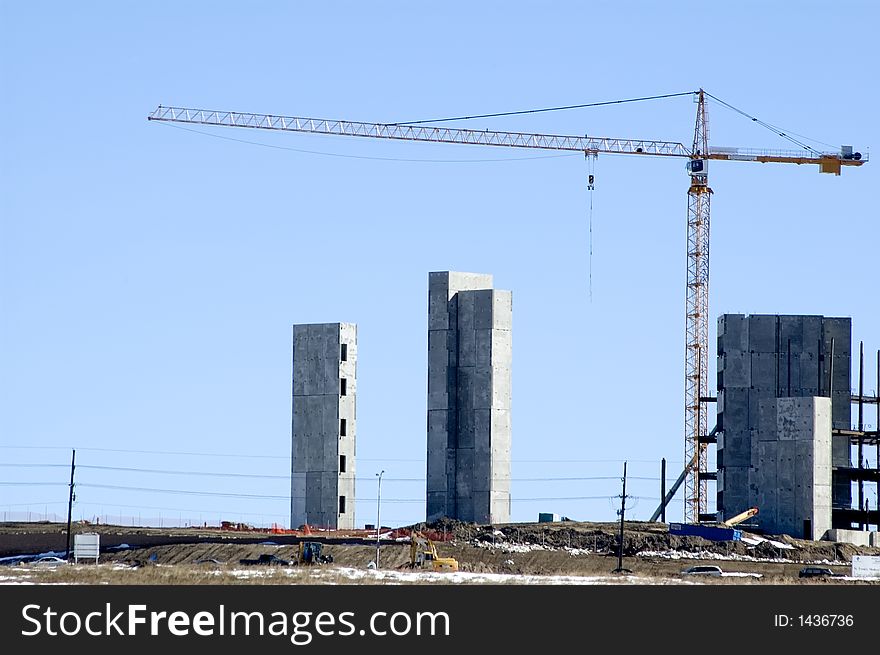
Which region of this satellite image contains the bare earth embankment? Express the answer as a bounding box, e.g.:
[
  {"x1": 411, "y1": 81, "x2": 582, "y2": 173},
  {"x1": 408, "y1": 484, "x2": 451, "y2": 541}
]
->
[{"x1": 2, "y1": 520, "x2": 878, "y2": 585}]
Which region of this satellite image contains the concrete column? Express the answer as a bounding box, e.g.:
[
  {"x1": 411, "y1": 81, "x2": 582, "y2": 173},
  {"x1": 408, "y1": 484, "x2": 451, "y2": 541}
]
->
[
  {"x1": 427, "y1": 272, "x2": 511, "y2": 524},
  {"x1": 291, "y1": 323, "x2": 356, "y2": 530}
]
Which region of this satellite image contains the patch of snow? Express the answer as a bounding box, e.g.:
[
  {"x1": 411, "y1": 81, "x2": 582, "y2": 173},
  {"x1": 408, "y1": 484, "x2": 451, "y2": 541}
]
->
[
  {"x1": 0, "y1": 580, "x2": 38, "y2": 585},
  {"x1": 738, "y1": 534, "x2": 795, "y2": 549},
  {"x1": 766, "y1": 539, "x2": 794, "y2": 550},
  {"x1": 474, "y1": 541, "x2": 551, "y2": 554},
  {"x1": 227, "y1": 568, "x2": 285, "y2": 579},
  {"x1": 312, "y1": 566, "x2": 687, "y2": 586},
  {"x1": 562, "y1": 547, "x2": 595, "y2": 556},
  {"x1": 638, "y1": 549, "x2": 842, "y2": 566}
]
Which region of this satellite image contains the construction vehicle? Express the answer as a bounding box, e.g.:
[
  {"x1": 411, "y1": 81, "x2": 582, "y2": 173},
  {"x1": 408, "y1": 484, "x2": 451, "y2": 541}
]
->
[
  {"x1": 721, "y1": 507, "x2": 758, "y2": 528},
  {"x1": 297, "y1": 541, "x2": 333, "y2": 565},
  {"x1": 408, "y1": 531, "x2": 459, "y2": 572}
]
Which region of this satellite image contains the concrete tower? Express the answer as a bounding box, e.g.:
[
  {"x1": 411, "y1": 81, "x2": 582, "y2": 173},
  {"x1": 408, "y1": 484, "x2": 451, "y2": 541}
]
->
[
  {"x1": 427, "y1": 272, "x2": 511, "y2": 524},
  {"x1": 291, "y1": 323, "x2": 356, "y2": 530},
  {"x1": 717, "y1": 314, "x2": 851, "y2": 538}
]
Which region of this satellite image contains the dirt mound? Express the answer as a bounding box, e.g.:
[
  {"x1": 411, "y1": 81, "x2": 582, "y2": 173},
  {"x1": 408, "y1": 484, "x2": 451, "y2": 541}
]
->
[{"x1": 4, "y1": 520, "x2": 879, "y2": 574}]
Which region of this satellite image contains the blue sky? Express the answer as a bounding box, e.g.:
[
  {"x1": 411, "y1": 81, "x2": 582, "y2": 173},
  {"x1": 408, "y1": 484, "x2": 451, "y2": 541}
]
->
[{"x1": 1, "y1": 1, "x2": 877, "y2": 528}]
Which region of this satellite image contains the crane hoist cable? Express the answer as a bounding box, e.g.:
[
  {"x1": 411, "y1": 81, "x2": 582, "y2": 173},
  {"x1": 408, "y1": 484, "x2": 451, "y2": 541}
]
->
[{"x1": 586, "y1": 152, "x2": 597, "y2": 301}]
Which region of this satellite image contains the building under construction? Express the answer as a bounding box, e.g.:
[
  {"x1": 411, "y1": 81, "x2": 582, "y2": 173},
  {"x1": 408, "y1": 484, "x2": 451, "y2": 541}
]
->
[
  {"x1": 427, "y1": 271, "x2": 512, "y2": 525},
  {"x1": 290, "y1": 322, "x2": 357, "y2": 530},
  {"x1": 150, "y1": 95, "x2": 868, "y2": 534},
  {"x1": 717, "y1": 314, "x2": 879, "y2": 542}
]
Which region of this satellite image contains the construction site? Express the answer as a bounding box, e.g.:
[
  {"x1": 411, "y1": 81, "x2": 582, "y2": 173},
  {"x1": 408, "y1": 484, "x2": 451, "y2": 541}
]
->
[{"x1": 1, "y1": 83, "x2": 878, "y2": 585}]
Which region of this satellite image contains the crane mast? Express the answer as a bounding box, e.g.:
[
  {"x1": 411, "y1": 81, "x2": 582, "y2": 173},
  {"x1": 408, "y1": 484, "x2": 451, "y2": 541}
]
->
[
  {"x1": 685, "y1": 91, "x2": 712, "y2": 521},
  {"x1": 149, "y1": 95, "x2": 865, "y2": 523}
]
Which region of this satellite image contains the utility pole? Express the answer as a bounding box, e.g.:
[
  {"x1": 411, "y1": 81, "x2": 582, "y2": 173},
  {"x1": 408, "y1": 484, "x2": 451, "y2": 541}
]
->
[
  {"x1": 660, "y1": 458, "x2": 667, "y2": 523},
  {"x1": 375, "y1": 470, "x2": 384, "y2": 569},
  {"x1": 613, "y1": 461, "x2": 632, "y2": 574},
  {"x1": 65, "y1": 449, "x2": 76, "y2": 560}
]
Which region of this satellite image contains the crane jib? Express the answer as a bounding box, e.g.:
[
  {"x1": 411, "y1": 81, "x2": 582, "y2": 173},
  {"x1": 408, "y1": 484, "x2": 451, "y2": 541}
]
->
[
  {"x1": 148, "y1": 106, "x2": 864, "y2": 169},
  {"x1": 148, "y1": 105, "x2": 695, "y2": 157}
]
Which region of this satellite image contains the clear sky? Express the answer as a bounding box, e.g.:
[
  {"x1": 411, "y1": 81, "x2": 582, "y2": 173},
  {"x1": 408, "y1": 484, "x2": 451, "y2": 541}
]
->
[{"x1": 1, "y1": 1, "x2": 877, "y2": 529}]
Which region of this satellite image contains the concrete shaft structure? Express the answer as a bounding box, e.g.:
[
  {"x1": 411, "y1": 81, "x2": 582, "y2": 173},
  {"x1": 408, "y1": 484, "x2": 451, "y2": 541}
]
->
[
  {"x1": 754, "y1": 397, "x2": 833, "y2": 539},
  {"x1": 717, "y1": 314, "x2": 851, "y2": 536},
  {"x1": 291, "y1": 323, "x2": 356, "y2": 530},
  {"x1": 427, "y1": 272, "x2": 511, "y2": 524}
]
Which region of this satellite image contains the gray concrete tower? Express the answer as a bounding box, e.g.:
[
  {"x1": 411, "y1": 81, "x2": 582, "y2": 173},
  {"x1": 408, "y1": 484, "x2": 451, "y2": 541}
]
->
[
  {"x1": 291, "y1": 323, "x2": 356, "y2": 530},
  {"x1": 717, "y1": 314, "x2": 851, "y2": 537},
  {"x1": 427, "y1": 272, "x2": 511, "y2": 524}
]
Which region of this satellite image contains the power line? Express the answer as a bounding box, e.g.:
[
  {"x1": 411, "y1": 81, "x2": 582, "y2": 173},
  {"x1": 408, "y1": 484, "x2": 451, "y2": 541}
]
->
[
  {"x1": 75, "y1": 482, "x2": 661, "y2": 505},
  {"x1": 390, "y1": 91, "x2": 696, "y2": 125},
  {"x1": 78, "y1": 464, "x2": 290, "y2": 480},
  {"x1": 0, "y1": 445, "x2": 682, "y2": 466},
  {"x1": 3, "y1": 462, "x2": 664, "y2": 483},
  {"x1": 70, "y1": 501, "x2": 290, "y2": 520},
  {"x1": 78, "y1": 483, "x2": 290, "y2": 501},
  {"x1": 0, "y1": 445, "x2": 73, "y2": 451},
  {"x1": 0, "y1": 501, "x2": 68, "y2": 507}
]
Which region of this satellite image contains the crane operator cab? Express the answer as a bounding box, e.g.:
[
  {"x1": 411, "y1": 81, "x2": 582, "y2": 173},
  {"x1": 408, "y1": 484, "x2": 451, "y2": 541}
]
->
[{"x1": 686, "y1": 158, "x2": 706, "y2": 174}]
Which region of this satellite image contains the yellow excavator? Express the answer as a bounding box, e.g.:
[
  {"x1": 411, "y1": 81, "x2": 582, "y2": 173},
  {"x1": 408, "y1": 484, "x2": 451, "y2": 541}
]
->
[{"x1": 409, "y1": 531, "x2": 459, "y2": 572}]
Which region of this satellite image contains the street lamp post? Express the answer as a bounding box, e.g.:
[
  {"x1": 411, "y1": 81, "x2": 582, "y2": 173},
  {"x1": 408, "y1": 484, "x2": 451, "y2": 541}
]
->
[{"x1": 375, "y1": 470, "x2": 385, "y2": 569}]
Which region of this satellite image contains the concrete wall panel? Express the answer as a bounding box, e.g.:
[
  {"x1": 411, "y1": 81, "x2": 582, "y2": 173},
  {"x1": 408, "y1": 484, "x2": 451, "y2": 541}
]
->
[
  {"x1": 748, "y1": 315, "x2": 778, "y2": 353},
  {"x1": 750, "y1": 352, "x2": 778, "y2": 393},
  {"x1": 473, "y1": 289, "x2": 494, "y2": 330},
  {"x1": 718, "y1": 314, "x2": 749, "y2": 352},
  {"x1": 721, "y1": 351, "x2": 751, "y2": 388}
]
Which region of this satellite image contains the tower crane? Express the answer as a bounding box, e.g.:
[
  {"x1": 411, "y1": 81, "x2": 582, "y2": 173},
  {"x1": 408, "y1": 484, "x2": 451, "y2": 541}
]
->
[{"x1": 148, "y1": 91, "x2": 866, "y2": 522}]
